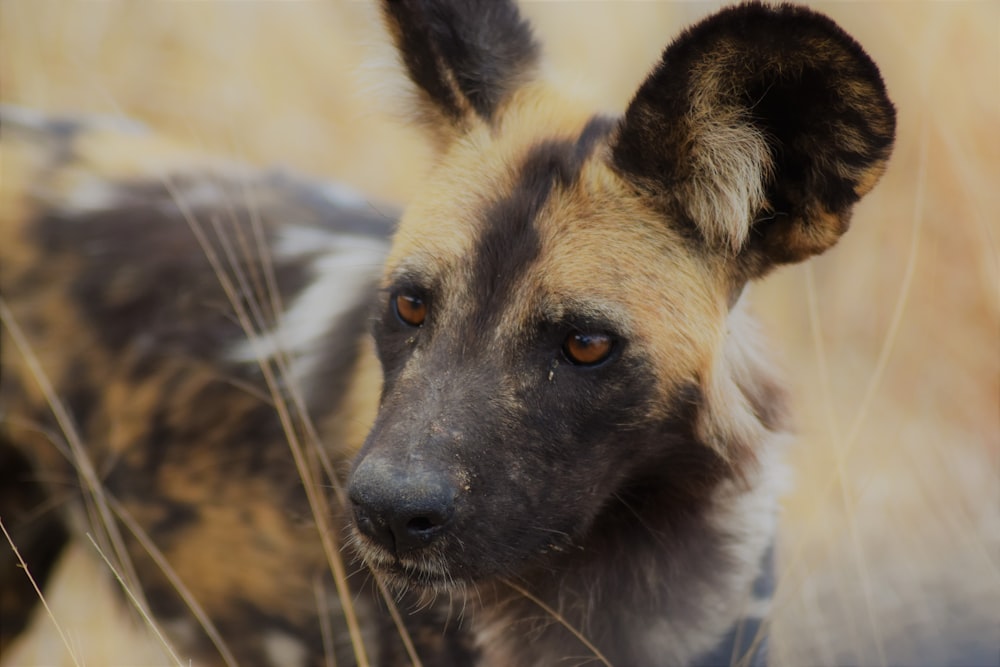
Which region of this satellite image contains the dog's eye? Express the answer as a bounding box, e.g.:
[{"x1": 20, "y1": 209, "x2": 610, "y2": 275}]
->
[
  {"x1": 562, "y1": 331, "x2": 614, "y2": 366},
  {"x1": 393, "y1": 292, "x2": 427, "y2": 327}
]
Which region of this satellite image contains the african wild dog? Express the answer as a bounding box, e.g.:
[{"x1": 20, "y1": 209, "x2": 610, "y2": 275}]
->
[{"x1": 0, "y1": 1, "x2": 895, "y2": 666}]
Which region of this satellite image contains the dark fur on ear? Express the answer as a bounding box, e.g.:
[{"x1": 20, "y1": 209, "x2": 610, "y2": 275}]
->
[
  {"x1": 382, "y1": 0, "x2": 540, "y2": 144},
  {"x1": 611, "y1": 2, "x2": 896, "y2": 279}
]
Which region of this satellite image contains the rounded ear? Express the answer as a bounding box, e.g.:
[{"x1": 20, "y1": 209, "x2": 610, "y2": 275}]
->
[
  {"x1": 381, "y1": 0, "x2": 540, "y2": 149},
  {"x1": 610, "y1": 2, "x2": 896, "y2": 279}
]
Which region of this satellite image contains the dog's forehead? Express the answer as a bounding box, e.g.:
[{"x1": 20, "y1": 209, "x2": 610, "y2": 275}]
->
[
  {"x1": 385, "y1": 87, "x2": 600, "y2": 271},
  {"x1": 387, "y1": 118, "x2": 722, "y2": 342}
]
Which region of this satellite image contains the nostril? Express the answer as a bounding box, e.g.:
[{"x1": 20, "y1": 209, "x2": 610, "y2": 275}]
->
[
  {"x1": 406, "y1": 515, "x2": 441, "y2": 535},
  {"x1": 352, "y1": 501, "x2": 393, "y2": 548},
  {"x1": 392, "y1": 502, "x2": 453, "y2": 553},
  {"x1": 407, "y1": 516, "x2": 433, "y2": 533},
  {"x1": 352, "y1": 501, "x2": 373, "y2": 530}
]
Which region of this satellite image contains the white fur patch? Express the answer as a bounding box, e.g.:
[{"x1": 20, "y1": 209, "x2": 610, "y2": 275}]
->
[
  {"x1": 227, "y1": 228, "x2": 386, "y2": 382},
  {"x1": 318, "y1": 181, "x2": 370, "y2": 210},
  {"x1": 262, "y1": 630, "x2": 307, "y2": 667},
  {"x1": 159, "y1": 180, "x2": 232, "y2": 213},
  {"x1": 64, "y1": 178, "x2": 123, "y2": 213},
  {"x1": 0, "y1": 103, "x2": 148, "y2": 136}
]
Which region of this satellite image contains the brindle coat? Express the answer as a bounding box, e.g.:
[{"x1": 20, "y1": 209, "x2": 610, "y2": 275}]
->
[{"x1": 0, "y1": 2, "x2": 894, "y2": 666}]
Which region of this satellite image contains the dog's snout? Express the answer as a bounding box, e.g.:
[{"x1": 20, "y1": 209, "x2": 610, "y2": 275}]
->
[{"x1": 349, "y1": 459, "x2": 456, "y2": 555}]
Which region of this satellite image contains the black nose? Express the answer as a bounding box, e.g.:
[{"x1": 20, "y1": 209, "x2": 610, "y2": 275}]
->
[{"x1": 348, "y1": 461, "x2": 456, "y2": 555}]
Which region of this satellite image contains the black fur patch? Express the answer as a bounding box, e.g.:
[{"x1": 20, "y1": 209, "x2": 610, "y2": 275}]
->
[
  {"x1": 0, "y1": 440, "x2": 69, "y2": 653},
  {"x1": 468, "y1": 116, "x2": 613, "y2": 332},
  {"x1": 32, "y1": 193, "x2": 306, "y2": 362},
  {"x1": 383, "y1": 0, "x2": 540, "y2": 122}
]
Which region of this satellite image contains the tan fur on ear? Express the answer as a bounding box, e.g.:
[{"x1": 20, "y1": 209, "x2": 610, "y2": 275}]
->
[{"x1": 677, "y1": 107, "x2": 773, "y2": 253}]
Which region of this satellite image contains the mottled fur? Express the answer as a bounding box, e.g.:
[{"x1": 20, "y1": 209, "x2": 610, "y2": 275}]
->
[{"x1": 1, "y1": 2, "x2": 894, "y2": 666}]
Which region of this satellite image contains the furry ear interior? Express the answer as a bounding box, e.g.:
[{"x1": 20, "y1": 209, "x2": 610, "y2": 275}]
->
[
  {"x1": 611, "y1": 2, "x2": 896, "y2": 279},
  {"x1": 381, "y1": 0, "x2": 540, "y2": 148}
]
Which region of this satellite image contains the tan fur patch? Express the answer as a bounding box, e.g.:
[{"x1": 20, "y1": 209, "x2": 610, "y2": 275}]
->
[
  {"x1": 323, "y1": 335, "x2": 383, "y2": 463},
  {"x1": 516, "y1": 148, "x2": 731, "y2": 420}
]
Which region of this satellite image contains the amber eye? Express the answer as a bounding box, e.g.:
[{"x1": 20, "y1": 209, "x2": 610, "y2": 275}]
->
[
  {"x1": 393, "y1": 293, "x2": 427, "y2": 327},
  {"x1": 562, "y1": 331, "x2": 614, "y2": 366}
]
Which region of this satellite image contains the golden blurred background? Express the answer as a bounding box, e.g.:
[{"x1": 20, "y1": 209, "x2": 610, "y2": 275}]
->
[{"x1": 2, "y1": 1, "x2": 997, "y2": 665}]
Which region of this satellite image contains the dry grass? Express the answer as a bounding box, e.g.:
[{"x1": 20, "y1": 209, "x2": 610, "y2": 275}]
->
[{"x1": 1, "y1": 1, "x2": 997, "y2": 665}]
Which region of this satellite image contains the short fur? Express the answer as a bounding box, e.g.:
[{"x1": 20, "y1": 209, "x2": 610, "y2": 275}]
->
[{"x1": 0, "y1": 2, "x2": 894, "y2": 666}]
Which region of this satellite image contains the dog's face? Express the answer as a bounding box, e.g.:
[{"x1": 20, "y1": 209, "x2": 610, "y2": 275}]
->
[
  {"x1": 353, "y1": 112, "x2": 722, "y2": 587},
  {"x1": 348, "y1": 0, "x2": 895, "y2": 589}
]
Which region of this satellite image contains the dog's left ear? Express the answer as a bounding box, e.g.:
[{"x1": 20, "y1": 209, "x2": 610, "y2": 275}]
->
[
  {"x1": 611, "y1": 2, "x2": 896, "y2": 280},
  {"x1": 381, "y1": 0, "x2": 540, "y2": 149}
]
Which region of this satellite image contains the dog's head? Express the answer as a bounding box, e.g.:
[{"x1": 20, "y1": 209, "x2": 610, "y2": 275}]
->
[{"x1": 348, "y1": 0, "x2": 894, "y2": 589}]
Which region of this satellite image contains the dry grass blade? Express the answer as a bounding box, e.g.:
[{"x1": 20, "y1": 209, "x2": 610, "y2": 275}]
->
[
  {"x1": 732, "y1": 608, "x2": 771, "y2": 667},
  {"x1": 501, "y1": 578, "x2": 614, "y2": 667},
  {"x1": 84, "y1": 533, "x2": 186, "y2": 667},
  {"x1": 313, "y1": 577, "x2": 338, "y2": 667},
  {"x1": 0, "y1": 518, "x2": 83, "y2": 667},
  {"x1": 373, "y1": 575, "x2": 424, "y2": 667}
]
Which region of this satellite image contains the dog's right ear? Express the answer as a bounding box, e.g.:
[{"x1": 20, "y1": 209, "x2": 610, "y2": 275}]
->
[{"x1": 381, "y1": 0, "x2": 540, "y2": 149}]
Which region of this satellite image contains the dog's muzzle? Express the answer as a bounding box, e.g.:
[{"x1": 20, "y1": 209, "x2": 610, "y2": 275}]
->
[{"x1": 349, "y1": 458, "x2": 456, "y2": 556}]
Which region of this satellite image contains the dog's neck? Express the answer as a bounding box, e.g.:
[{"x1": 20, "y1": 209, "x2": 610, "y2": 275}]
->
[{"x1": 466, "y1": 433, "x2": 784, "y2": 667}]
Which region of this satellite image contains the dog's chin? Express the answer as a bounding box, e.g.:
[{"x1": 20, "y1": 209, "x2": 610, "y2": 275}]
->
[
  {"x1": 382, "y1": 560, "x2": 458, "y2": 593},
  {"x1": 349, "y1": 525, "x2": 569, "y2": 593},
  {"x1": 350, "y1": 533, "x2": 470, "y2": 593}
]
